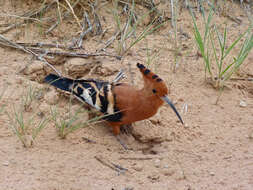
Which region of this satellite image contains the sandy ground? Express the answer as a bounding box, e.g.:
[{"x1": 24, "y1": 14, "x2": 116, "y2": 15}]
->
[{"x1": 0, "y1": 1, "x2": 253, "y2": 190}]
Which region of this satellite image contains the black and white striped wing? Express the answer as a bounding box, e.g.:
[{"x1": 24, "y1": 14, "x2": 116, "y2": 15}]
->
[{"x1": 44, "y1": 74, "x2": 122, "y2": 122}]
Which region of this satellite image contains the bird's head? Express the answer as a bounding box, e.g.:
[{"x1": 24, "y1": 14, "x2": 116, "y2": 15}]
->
[{"x1": 137, "y1": 63, "x2": 184, "y2": 124}]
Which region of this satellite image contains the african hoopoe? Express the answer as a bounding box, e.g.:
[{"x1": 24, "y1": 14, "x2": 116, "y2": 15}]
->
[{"x1": 44, "y1": 63, "x2": 183, "y2": 149}]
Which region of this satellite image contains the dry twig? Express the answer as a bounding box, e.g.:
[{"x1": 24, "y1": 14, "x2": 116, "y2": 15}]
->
[
  {"x1": 94, "y1": 155, "x2": 127, "y2": 174},
  {"x1": 0, "y1": 0, "x2": 55, "y2": 34},
  {"x1": 0, "y1": 34, "x2": 61, "y2": 75},
  {"x1": 119, "y1": 157, "x2": 153, "y2": 160},
  {"x1": 0, "y1": 35, "x2": 121, "y2": 60},
  {"x1": 46, "y1": 0, "x2": 81, "y2": 34},
  {"x1": 75, "y1": 11, "x2": 93, "y2": 48}
]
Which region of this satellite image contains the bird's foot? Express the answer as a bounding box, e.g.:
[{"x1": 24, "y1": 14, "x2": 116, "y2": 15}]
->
[{"x1": 115, "y1": 135, "x2": 128, "y2": 150}]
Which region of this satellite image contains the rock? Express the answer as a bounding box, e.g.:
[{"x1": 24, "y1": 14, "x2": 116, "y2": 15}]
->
[
  {"x1": 154, "y1": 159, "x2": 160, "y2": 168},
  {"x1": 23, "y1": 61, "x2": 44, "y2": 75},
  {"x1": 147, "y1": 173, "x2": 160, "y2": 182},
  {"x1": 184, "y1": 123, "x2": 189, "y2": 128},
  {"x1": 162, "y1": 168, "x2": 175, "y2": 176},
  {"x1": 132, "y1": 163, "x2": 143, "y2": 172},
  {"x1": 64, "y1": 58, "x2": 101, "y2": 77},
  {"x1": 174, "y1": 170, "x2": 186, "y2": 180},
  {"x1": 3, "y1": 161, "x2": 9, "y2": 166},
  {"x1": 239, "y1": 100, "x2": 247, "y2": 107},
  {"x1": 44, "y1": 89, "x2": 59, "y2": 105},
  {"x1": 23, "y1": 135, "x2": 33, "y2": 147},
  {"x1": 209, "y1": 171, "x2": 215, "y2": 176},
  {"x1": 91, "y1": 64, "x2": 118, "y2": 77}
]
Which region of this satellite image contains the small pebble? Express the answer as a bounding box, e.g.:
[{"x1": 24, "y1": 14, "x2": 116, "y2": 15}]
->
[
  {"x1": 248, "y1": 131, "x2": 253, "y2": 139},
  {"x1": 210, "y1": 171, "x2": 215, "y2": 176},
  {"x1": 132, "y1": 164, "x2": 143, "y2": 172},
  {"x1": 154, "y1": 159, "x2": 160, "y2": 168},
  {"x1": 184, "y1": 123, "x2": 189, "y2": 128},
  {"x1": 3, "y1": 161, "x2": 9, "y2": 166},
  {"x1": 239, "y1": 100, "x2": 247, "y2": 107},
  {"x1": 23, "y1": 61, "x2": 43, "y2": 75},
  {"x1": 162, "y1": 169, "x2": 175, "y2": 176},
  {"x1": 147, "y1": 173, "x2": 160, "y2": 181}
]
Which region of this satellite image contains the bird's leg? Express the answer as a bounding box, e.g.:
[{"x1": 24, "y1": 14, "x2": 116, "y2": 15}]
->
[
  {"x1": 112, "y1": 125, "x2": 128, "y2": 150},
  {"x1": 120, "y1": 124, "x2": 133, "y2": 136}
]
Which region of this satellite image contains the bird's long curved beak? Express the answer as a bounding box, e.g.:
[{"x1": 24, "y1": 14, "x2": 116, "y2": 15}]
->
[{"x1": 161, "y1": 96, "x2": 184, "y2": 124}]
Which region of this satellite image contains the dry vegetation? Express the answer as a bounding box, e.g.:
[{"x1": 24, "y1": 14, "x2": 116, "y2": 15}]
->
[{"x1": 0, "y1": 0, "x2": 252, "y2": 189}]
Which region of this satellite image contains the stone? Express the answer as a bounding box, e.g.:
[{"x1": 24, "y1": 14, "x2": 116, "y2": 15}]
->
[
  {"x1": 239, "y1": 100, "x2": 247, "y2": 107},
  {"x1": 64, "y1": 58, "x2": 101, "y2": 77},
  {"x1": 132, "y1": 163, "x2": 143, "y2": 172},
  {"x1": 3, "y1": 161, "x2": 9, "y2": 166},
  {"x1": 23, "y1": 61, "x2": 44, "y2": 75},
  {"x1": 154, "y1": 159, "x2": 160, "y2": 168}
]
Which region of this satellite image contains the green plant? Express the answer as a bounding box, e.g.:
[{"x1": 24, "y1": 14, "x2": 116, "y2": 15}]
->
[
  {"x1": 146, "y1": 48, "x2": 161, "y2": 67},
  {"x1": 170, "y1": 0, "x2": 180, "y2": 72},
  {"x1": 112, "y1": 0, "x2": 165, "y2": 56},
  {"x1": 6, "y1": 83, "x2": 47, "y2": 147},
  {"x1": 50, "y1": 103, "x2": 105, "y2": 139},
  {"x1": 20, "y1": 83, "x2": 45, "y2": 111},
  {"x1": 22, "y1": 84, "x2": 36, "y2": 111},
  {"x1": 6, "y1": 106, "x2": 48, "y2": 147},
  {"x1": 190, "y1": 7, "x2": 253, "y2": 89}
]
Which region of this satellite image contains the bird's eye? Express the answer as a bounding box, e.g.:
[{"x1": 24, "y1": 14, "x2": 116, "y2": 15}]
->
[{"x1": 152, "y1": 89, "x2": 157, "y2": 93}]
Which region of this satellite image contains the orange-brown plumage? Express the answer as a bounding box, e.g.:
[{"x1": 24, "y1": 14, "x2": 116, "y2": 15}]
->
[{"x1": 108, "y1": 63, "x2": 182, "y2": 135}]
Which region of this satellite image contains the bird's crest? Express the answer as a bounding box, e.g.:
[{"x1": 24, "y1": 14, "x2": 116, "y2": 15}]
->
[
  {"x1": 137, "y1": 63, "x2": 163, "y2": 82},
  {"x1": 136, "y1": 63, "x2": 168, "y2": 96}
]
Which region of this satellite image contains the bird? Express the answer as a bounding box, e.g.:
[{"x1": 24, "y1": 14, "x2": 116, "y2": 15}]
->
[{"x1": 44, "y1": 63, "x2": 184, "y2": 149}]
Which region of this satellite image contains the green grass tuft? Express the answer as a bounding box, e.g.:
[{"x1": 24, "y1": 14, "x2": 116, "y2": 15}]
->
[{"x1": 190, "y1": 5, "x2": 253, "y2": 89}]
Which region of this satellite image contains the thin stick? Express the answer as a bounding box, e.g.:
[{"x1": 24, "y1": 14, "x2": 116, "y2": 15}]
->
[
  {"x1": 46, "y1": 0, "x2": 80, "y2": 34},
  {"x1": 99, "y1": 30, "x2": 121, "y2": 52},
  {"x1": 0, "y1": 34, "x2": 61, "y2": 76},
  {"x1": 112, "y1": 69, "x2": 126, "y2": 83},
  {"x1": 119, "y1": 157, "x2": 153, "y2": 160},
  {"x1": 0, "y1": 0, "x2": 55, "y2": 34},
  {"x1": 64, "y1": 0, "x2": 81, "y2": 28},
  {"x1": 0, "y1": 22, "x2": 25, "y2": 34},
  {"x1": 82, "y1": 137, "x2": 96, "y2": 143},
  {"x1": 0, "y1": 13, "x2": 46, "y2": 24},
  {"x1": 17, "y1": 42, "x2": 67, "y2": 49},
  {"x1": 21, "y1": 0, "x2": 55, "y2": 18},
  {"x1": 94, "y1": 155, "x2": 127, "y2": 173},
  {"x1": 0, "y1": 35, "x2": 121, "y2": 59},
  {"x1": 76, "y1": 11, "x2": 93, "y2": 48},
  {"x1": 93, "y1": 12, "x2": 102, "y2": 35}
]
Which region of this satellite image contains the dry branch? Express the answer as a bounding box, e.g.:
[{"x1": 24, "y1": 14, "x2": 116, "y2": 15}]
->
[
  {"x1": 94, "y1": 155, "x2": 127, "y2": 174},
  {"x1": 0, "y1": 35, "x2": 121, "y2": 61},
  {"x1": 0, "y1": 34, "x2": 61, "y2": 76},
  {"x1": 74, "y1": 11, "x2": 93, "y2": 48}
]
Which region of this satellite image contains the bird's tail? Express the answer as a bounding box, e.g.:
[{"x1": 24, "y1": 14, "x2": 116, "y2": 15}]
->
[{"x1": 44, "y1": 74, "x2": 74, "y2": 92}]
